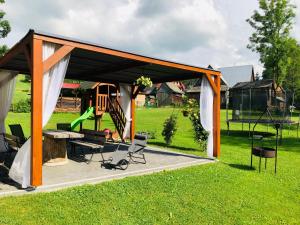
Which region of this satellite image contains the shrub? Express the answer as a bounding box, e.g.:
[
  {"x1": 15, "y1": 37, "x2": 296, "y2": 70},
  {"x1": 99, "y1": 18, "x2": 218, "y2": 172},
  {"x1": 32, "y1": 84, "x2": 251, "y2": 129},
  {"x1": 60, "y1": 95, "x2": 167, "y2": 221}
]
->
[
  {"x1": 182, "y1": 96, "x2": 208, "y2": 151},
  {"x1": 12, "y1": 99, "x2": 31, "y2": 113},
  {"x1": 162, "y1": 115, "x2": 177, "y2": 145},
  {"x1": 189, "y1": 112, "x2": 208, "y2": 151}
]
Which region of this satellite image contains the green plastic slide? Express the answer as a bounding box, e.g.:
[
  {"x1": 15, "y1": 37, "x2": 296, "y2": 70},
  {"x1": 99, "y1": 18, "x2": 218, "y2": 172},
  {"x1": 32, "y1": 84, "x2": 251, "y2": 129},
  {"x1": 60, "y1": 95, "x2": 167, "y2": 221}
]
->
[{"x1": 71, "y1": 107, "x2": 94, "y2": 131}]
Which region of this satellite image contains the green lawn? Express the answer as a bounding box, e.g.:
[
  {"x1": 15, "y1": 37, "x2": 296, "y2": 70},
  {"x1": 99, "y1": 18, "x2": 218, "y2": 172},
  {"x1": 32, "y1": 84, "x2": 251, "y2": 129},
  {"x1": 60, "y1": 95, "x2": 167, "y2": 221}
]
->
[
  {"x1": 1, "y1": 108, "x2": 300, "y2": 225},
  {"x1": 12, "y1": 75, "x2": 31, "y2": 104}
]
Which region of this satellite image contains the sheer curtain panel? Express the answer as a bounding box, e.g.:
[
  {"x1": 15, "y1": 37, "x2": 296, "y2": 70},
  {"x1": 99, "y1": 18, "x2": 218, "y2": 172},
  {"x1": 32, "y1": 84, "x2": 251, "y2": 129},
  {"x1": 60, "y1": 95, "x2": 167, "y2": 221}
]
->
[
  {"x1": 119, "y1": 84, "x2": 132, "y2": 139},
  {"x1": 200, "y1": 76, "x2": 214, "y2": 158},
  {"x1": 0, "y1": 70, "x2": 17, "y2": 152},
  {"x1": 9, "y1": 42, "x2": 71, "y2": 188}
]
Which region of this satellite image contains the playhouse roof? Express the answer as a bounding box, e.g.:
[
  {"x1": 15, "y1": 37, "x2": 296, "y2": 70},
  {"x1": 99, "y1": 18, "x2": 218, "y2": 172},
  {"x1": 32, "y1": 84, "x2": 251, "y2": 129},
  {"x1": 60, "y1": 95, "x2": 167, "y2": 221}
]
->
[{"x1": 62, "y1": 83, "x2": 80, "y2": 89}]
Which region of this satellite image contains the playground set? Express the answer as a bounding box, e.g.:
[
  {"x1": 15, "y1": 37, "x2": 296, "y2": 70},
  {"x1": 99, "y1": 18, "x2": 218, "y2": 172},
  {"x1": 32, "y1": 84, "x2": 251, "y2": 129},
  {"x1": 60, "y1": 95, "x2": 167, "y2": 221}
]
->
[{"x1": 68, "y1": 82, "x2": 126, "y2": 140}]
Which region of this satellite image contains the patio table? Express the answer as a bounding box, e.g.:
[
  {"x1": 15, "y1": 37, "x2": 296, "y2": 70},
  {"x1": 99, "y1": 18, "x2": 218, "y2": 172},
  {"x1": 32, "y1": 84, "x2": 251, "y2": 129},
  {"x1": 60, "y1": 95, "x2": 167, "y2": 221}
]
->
[{"x1": 43, "y1": 130, "x2": 84, "y2": 166}]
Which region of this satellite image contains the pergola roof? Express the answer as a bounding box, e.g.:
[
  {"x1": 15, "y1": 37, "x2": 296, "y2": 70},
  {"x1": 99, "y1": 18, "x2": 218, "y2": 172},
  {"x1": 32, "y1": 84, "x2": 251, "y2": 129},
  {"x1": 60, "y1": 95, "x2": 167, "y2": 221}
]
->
[{"x1": 0, "y1": 30, "x2": 220, "y2": 84}]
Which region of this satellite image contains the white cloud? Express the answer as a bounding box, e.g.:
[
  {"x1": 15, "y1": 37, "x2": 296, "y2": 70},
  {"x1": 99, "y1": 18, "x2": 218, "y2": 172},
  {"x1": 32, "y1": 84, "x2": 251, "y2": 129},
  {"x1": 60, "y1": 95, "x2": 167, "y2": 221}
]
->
[{"x1": 0, "y1": 0, "x2": 299, "y2": 76}]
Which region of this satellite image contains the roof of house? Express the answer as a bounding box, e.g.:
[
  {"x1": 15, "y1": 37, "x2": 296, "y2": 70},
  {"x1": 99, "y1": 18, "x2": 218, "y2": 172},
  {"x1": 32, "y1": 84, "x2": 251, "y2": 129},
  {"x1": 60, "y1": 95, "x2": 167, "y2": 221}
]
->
[
  {"x1": 185, "y1": 76, "x2": 228, "y2": 93},
  {"x1": 164, "y1": 82, "x2": 184, "y2": 94},
  {"x1": 231, "y1": 79, "x2": 274, "y2": 90},
  {"x1": 219, "y1": 65, "x2": 254, "y2": 88},
  {"x1": 186, "y1": 84, "x2": 228, "y2": 93},
  {"x1": 62, "y1": 83, "x2": 81, "y2": 89}
]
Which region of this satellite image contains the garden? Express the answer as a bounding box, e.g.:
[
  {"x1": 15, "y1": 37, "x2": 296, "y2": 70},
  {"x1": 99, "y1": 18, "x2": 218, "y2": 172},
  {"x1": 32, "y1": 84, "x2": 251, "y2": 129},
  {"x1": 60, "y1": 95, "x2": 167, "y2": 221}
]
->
[{"x1": 1, "y1": 101, "x2": 299, "y2": 224}]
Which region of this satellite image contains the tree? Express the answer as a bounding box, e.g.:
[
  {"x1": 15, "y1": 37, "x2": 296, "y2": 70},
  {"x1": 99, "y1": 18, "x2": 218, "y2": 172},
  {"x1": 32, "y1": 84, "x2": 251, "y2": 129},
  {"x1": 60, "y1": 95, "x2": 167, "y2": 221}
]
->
[
  {"x1": 246, "y1": 0, "x2": 296, "y2": 85},
  {"x1": 283, "y1": 39, "x2": 300, "y2": 105},
  {"x1": 0, "y1": 0, "x2": 11, "y2": 56}
]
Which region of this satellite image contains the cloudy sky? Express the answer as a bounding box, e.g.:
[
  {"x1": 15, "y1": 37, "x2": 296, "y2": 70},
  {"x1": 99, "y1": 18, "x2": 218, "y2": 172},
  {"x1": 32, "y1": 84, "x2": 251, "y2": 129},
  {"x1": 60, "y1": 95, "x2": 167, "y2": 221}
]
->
[{"x1": 1, "y1": 0, "x2": 299, "y2": 74}]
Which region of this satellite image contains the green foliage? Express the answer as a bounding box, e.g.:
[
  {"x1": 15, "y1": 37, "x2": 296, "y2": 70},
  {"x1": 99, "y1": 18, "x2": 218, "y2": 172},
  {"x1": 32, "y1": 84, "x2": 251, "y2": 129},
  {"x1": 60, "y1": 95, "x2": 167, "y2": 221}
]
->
[
  {"x1": 0, "y1": 0, "x2": 11, "y2": 56},
  {"x1": 283, "y1": 40, "x2": 300, "y2": 105},
  {"x1": 136, "y1": 75, "x2": 153, "y2": 88},
  {"x1": 162, "y1": 114, "x2": 177, "y2": 145},
  {"x1": 12, "y1": 99, "x2": 31, "y2": 113},
  {"x1": 189, "y1": 112, "x2": 208, "y2": 151},
  {"x1": 246, "y1": 0, "x2": 296, "y2": 85},
  {"x1": 182, "y1": 96, "x2": 197, "y2": 115},
  {"x1": 182, "y1": 96, "x2": 208, "y2": 149},
  {"x1": 0, "y1": 44, "x2": 8, "y2": 56}
]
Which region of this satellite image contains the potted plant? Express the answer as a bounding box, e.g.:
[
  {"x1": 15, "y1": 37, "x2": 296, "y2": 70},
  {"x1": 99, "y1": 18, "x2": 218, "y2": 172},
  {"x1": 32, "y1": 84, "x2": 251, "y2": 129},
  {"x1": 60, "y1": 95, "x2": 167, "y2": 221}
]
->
[{"x1": 135, "y1": 76, "x2": 153, "y2": 91}]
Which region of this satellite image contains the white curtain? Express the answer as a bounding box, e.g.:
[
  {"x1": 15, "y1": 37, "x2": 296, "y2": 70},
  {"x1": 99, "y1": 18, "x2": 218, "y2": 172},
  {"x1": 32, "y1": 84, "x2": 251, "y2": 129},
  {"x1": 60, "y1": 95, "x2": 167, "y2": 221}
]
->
[
  {"x1": 200, "y1": 76, "x2": 214, "y2": 158},
  {"x1": 9, "y1": 42, "x2": 70, "y2": 188},
  {"x1": 119, "y1": 84, "x2": 131, "y2": 139},
  {"x1": 0, "y1": 70, "x2": 17, "y2": 152}
]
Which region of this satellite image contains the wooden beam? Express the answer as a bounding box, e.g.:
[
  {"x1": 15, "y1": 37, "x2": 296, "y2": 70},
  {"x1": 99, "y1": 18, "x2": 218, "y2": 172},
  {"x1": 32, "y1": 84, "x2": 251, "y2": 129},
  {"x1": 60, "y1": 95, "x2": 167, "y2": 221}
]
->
[
  {"x1": 34, "y1": 34, "x2": 221, "y2": 77},
  {"x1": 24, "y1": 44, "x2": 32, "y2": 75},
  {"x1": 43, "y1": 45, "x2": 74, "y2": 74},
  {"x1": 31, "y1": 38, "x2": 43, "y2": 186},
  {"x1": 213, "y1": 75, "x2": 221, "y2": 158},
  {"x1": 205, "y1": 73, "x2": 218, "y2": 94}
]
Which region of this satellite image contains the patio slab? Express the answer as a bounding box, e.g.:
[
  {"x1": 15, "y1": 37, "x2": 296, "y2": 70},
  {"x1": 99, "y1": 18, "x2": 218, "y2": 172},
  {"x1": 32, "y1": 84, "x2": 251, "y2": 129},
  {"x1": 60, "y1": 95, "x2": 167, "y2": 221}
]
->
[{"x1": 0, "y1": 145, "x2": 214, "y2": 197}]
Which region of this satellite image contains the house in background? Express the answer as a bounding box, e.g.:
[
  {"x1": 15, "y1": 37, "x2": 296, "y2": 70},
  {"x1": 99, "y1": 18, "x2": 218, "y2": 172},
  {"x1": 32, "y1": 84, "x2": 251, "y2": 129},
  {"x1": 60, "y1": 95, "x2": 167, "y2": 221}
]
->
[
  {"x1": 156, "y1": 82, "x2": 185, "y2": 107},
  {"x1": 185, "y1": 76, "x2": 229, "y2": 108},
  {"x1": 137, "y1": 82, "x2": 185, "y2": 107}
]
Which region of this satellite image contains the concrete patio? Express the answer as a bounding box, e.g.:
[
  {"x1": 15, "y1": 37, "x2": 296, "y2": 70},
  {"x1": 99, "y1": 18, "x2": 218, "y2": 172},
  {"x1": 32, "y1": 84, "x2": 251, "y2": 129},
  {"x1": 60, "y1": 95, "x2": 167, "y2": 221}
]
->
[{"x1": 0, "y1": 144, "x2": 214, "y2": 197}]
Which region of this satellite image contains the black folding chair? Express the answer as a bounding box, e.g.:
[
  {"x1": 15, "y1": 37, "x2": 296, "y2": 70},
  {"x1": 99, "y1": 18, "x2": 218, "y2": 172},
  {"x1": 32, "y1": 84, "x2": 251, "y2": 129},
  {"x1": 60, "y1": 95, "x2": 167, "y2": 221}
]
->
[{"x1": 9, "y1": 124, "x2": 27, "y2": 145}]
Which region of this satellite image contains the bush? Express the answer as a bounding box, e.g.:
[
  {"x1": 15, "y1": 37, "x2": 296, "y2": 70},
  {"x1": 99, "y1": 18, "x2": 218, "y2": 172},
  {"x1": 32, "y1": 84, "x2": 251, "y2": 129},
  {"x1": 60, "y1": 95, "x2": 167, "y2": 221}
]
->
[
  {"x1": 189, "y1": 112, "x2": 208, "y2": 151},
  {"x1": 12, "y1": 99, "x2": 31, "y2": 113},
  {"x1": 162, "y1": 115, "x2": 177, "y2": 145},
  {"x1": 182, "y1": 96, "x2": 208, "y2": 151}
]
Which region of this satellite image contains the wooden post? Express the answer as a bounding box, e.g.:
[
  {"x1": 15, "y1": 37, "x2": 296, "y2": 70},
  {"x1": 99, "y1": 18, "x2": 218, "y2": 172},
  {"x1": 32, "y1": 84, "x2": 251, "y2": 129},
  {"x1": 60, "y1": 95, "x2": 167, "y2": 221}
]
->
[
  {"x1": 130, "y1": 85, "x2": 136, "y2": 141},
  {"x1": 31, "y1": 38, "x2": 43, "y2": 186},
  {"x1": 94, "y1": 86, "x2": 99, "y2": 131},
  {"x1": 213, "y1": 74, "x2": 221, "y2": 158}
]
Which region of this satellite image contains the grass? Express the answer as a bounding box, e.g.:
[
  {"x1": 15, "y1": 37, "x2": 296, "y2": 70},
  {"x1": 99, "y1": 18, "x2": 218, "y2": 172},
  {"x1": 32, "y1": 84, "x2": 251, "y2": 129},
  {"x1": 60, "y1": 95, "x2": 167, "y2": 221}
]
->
[
  {"x1": 1, "y1": 107, "x2": 300, "y2": 224},
  {"x1": 12, "y1": 75, "x2": 31, "y2": 104}
]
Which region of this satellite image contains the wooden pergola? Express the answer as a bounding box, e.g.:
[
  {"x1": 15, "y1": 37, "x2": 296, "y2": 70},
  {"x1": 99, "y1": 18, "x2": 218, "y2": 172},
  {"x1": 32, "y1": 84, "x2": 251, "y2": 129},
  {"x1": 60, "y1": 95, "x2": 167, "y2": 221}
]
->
[{"x1": 0, "y1": 30, "x2": 221, "y2": 187}]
